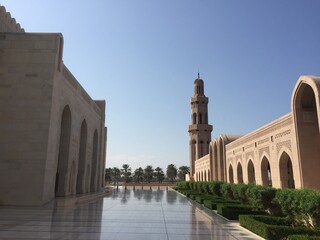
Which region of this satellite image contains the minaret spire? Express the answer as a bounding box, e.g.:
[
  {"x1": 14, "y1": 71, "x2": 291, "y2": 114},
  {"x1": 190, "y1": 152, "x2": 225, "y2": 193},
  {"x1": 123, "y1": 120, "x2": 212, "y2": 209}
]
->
[{"x1": 188, "y1": 75, "x2": 213, "y2": 180}]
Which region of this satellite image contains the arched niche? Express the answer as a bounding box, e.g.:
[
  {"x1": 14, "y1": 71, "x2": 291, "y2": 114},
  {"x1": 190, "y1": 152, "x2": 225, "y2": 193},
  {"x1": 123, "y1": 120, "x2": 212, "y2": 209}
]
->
[{"x1": 55, "y1": 105, "x2": 72, "y2": 197}]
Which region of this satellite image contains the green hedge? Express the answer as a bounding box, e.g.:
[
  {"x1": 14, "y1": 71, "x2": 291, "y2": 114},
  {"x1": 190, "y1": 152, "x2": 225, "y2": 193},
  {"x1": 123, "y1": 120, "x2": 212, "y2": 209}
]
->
[
  {"x1": 203, "y1": 198, "x2": 239, "y2": 210},
  {"x1": 239, "y1": 215, "x2": 320, "y2": 240},
  {"x1": 246, "y1": 185, "x2": 280, "y2": 214},
  {"x1": 217, "y1": 204, "x2": 263, "y2": 220},
  {"x1": 221, "y1": 182, "x2": 235, "y2": 199},
  {"x1": 275, "y1": 188, "x2": 320, "y2": 228},
  {"x1": 288, "y1": 235, "x2": 320, "y2": 240},
  {"x1": 195, "y1": 195, "x2": 212, "y2": 204}
]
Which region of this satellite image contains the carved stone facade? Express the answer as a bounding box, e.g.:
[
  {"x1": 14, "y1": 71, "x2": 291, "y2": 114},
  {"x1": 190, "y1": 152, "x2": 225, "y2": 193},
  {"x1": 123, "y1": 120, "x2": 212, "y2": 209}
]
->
[
  {"x1": 0, "y1": 5, "x2": 107, "y2": 205},
  {"x1": 194, "y1": 75, "x2": 320, "y2": 191}
]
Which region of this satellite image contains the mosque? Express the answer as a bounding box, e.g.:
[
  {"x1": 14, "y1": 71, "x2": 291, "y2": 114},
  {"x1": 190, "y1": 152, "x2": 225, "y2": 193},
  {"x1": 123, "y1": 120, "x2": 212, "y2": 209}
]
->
[
  {"x1": 189, "y1": 74, "x2": 320, "y2": 190},
  {"x1": 0, "y1": 5, "x2": 107, "y2": 205}
]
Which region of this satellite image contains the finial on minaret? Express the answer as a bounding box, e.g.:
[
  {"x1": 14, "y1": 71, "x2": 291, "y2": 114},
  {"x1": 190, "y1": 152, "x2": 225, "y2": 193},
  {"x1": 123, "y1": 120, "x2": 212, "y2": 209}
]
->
[{"x1": 198, "y1": 71, "x2": 200, "y2": 79}]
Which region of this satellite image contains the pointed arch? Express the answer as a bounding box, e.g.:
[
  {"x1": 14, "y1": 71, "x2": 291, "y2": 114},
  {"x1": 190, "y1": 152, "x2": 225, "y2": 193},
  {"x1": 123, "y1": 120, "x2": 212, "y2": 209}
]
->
[
  {"x1": 247, "y1": 159, "x2": 255, "y2": 184},
  {"x1": 199, "y1": 113, "x2": 202, "y2": 124},
  {"x1": 261, "y1": 156, "x2": 272, "y2": 187},
  {"x1": 237, "y1": 162, "x2": 243, "y2": 183},
  {"x1": 192, "y1": 113, "x2": 197, "y2": 124},
  {"x1": 217, "y1": 137, "x2": 225, "y2": 181},
  {"x1": 279, "y1": 151, "x2": 295, "y2": 188},
  {"x1": 90, "y1": 130, "x2": 99, "y2": 192},
  {"x1": 292, "y1": 76, "x2": 320, "y2": 189},
  {"x1": 228, "y1": 164, "x2": 234, "y2": 183},
  {"x1": 55, "y1": 105, "x2": 72, "y2": 197},
  {"x1": 76, "y1": 120, "x2": 87, "y2": 194},
  {"x1": 213, "y1": 141, "x2": 218, "y2": 180}
]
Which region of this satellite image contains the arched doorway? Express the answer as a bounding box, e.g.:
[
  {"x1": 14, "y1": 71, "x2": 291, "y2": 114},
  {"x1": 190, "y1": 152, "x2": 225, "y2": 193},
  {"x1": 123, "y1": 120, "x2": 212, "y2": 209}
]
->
[
  {"x1": 218, "y1": 138, "x2": 225, "y2": 181},
  {"x1": 279, "y1": 152, "x2": 295, "y2": 188},
  {"x1": 229, "y1": 164, "x2": 234, "y2": 183},
  {"x1": 90, "y1": 130, "x2": 98, "y2": 192},
  {"x1": 55, "y1": 105, "x2": 72, "y2": 197},
  {"x1": 76, "y1": 120, "x2": 87, "y2": 194},
  {"x1": 86, "y1": 164, "x2": 90, "y2": 192},
  {"x1": 293, "y1": 80, "x2": 320, "y2": 189},
  {"x1": 237, "y1": 162, "x2": 243, "y2": 183},
  {"x1": 261, "y1": 156, "x2": 272, "y2": 186},
  {"x1": 213, "y1": 142, "x2": 218, "y2": 180},
  {"x1": 69, "y1": 161, "x2": 76, "y2": 194},
  {"x1": 247, "y1": 160, "x2": 255, "y2": 184}
]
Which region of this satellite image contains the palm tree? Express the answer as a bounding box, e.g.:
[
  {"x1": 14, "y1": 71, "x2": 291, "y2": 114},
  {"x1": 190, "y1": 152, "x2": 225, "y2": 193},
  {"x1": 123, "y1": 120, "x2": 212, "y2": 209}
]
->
[
  {"x1": 121, "y1": 164, "x2": 132, "y2": 183},
  {"x1": 155, "y1": 167, "x2": 164, "y2": 183},
  {"x1": 112, "y1": 167, "x2": 121, "y2": 186},
  {"x1": 105, "y1": 168, "x2": 113, "y2": 183},
  {"x1": 178, "y1": 166, "x2": 190, "y2": 181},
  {"x1": 133, "y1": 167, "x2": 144, "y2": 183},
  {"x1": 166, "y1": 164, "x2": 177, "y2": 183},
  {"x1": 144, "y1": 165, "x2": 154, "y2": 183}
]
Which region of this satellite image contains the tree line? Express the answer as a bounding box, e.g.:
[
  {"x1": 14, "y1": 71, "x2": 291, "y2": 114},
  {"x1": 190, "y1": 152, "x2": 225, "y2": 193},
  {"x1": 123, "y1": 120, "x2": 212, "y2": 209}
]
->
[{"x1": 105, "y1": 164, "x2": 190, "y2": 184}]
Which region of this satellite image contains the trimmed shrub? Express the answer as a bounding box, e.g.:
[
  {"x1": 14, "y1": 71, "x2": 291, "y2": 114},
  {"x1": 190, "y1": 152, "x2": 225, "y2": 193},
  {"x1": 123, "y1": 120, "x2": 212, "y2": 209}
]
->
[
  {"x1": 209, "y1": 181, "x2": 223, "y2": 197},
  {"x1": 246, "y1": 185, "x2": 280, "y2": 214},
  {"x1": 199, "y1": 182, "x2": 211, "y2": 193},
  {"x1": 231, "y1": 183, "x2": 250, "y2": 203},
  {"x1": 189, "y1": 182, "x2": 197, "y2": 191},
  {"x1": 195, "y1": 194, "x2": 212, "y2": 204},
  {"x1": 203, "y1": 198, "x2": 240, "y2": 210},
  {"x1": 239, "y1": 215, "x2": 320, "y2": 240},
  {"x1": 217, "y1": 204, "x2": 264, "y2": 220},
  {"x1": 275, "y1": 188, "x2": 320, "y2": 229},
  {"x1": 288, "y1": 235, "x2": 320, "y2": 240},
  {"x1": 176, "y1": 181, "x2": 189, "y2": 189},
  {"x1": 221, "y1": 183, "x2": 235, "y2": 200}
]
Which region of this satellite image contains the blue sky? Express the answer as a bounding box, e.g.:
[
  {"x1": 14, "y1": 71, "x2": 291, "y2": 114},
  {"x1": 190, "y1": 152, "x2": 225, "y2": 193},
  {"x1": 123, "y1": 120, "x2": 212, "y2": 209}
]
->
[{"x1": 2, "y1": 1, "x2": 320, "y2": 171}]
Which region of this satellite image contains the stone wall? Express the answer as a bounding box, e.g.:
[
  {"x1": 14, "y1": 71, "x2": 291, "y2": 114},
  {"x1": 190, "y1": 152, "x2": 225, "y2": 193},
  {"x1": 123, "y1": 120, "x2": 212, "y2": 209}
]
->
[
  {"x1": 195, "y1": 155, "x2": 210, "y2": 181},
  {"x1": 0, "y1": 32, "x2": 106, "y2": 205},
  {"x1": 225, "y1": 113, "x2": 299, "y2": 188}
]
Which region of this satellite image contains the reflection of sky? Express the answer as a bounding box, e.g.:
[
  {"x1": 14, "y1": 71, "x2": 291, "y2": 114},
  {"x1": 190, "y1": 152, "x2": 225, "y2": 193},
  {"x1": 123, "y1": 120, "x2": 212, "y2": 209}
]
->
[{"x1": 0, "y1": 189, "x2": 261, "y2": 239}]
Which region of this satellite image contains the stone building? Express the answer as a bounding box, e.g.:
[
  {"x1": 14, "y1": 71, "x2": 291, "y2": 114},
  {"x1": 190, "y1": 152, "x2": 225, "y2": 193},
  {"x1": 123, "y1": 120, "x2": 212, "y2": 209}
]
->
[
  {"x1": 191, "y1": 74, "x2": 320, "y2": 191},
  {"x1": 0, "y1": 5, "x2": 107, "y2": 205}
]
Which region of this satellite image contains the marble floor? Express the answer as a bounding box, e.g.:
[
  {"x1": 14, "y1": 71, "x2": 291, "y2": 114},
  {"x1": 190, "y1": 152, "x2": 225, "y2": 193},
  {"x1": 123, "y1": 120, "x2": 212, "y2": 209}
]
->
[{"x1": 0, "y1": 187, "x2": 263, "y2": 240}]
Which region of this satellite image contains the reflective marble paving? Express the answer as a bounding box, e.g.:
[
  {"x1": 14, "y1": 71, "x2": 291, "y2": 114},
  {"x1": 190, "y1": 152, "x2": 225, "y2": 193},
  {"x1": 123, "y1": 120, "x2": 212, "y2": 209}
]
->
[{"x1": 0, "y1": 188, "x2": 263, "y2": 239}]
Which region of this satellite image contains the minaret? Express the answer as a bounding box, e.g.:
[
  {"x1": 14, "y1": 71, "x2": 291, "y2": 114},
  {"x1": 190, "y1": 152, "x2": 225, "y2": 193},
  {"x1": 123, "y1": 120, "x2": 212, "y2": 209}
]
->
[{"x1": 188, "y1": 73, "x2": 213, "y2": 178}]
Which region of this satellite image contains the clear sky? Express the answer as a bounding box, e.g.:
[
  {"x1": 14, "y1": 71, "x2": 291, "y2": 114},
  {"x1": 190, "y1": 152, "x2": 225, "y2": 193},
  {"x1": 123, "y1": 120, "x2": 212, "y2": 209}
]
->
[{"x1": 2, "y1": 0, "x2": 320, "y2": 171}]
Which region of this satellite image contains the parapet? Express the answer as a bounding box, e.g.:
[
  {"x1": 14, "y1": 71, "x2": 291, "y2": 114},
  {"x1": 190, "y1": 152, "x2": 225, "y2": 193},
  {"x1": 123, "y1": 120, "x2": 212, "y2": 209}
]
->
[{"x1": 0, "y1": 5, "x2": 24, "y2": 33}]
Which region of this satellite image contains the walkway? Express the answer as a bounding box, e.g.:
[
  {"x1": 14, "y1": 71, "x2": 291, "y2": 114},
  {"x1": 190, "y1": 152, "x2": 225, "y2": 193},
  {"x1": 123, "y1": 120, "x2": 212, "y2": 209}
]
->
[{"x1": 0, "y1": 187, "x2": 263, "y2": 239}]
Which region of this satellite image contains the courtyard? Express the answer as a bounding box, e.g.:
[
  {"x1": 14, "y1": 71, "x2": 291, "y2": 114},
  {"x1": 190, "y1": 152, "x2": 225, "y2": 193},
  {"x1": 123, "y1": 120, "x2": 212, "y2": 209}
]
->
[{"x1": 0, "y1": 187, "x2": 262, "y2": 240}]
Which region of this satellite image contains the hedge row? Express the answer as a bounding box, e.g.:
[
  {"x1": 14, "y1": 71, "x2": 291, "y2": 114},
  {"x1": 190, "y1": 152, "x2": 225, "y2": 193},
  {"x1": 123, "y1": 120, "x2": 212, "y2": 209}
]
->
[
  {"x1": 176, "y1": 181, "x2": 279, "y2": 213},
  {"x1": 239, "y1": 215, "x2": 320, "y2": 240},
  {"x1": 275, "y1": 189, "x2": 320, "y2": 229},
  {"x1": 176, "y1": 182, "x2": 262, "y2": 220},
  {"x1": 177, "y1": 181, "x2": 320, "y2": 229},
  {"x1": 288, "y1": 235, "x2": 320, "y2": 240},
  {"x1": 217, "y1": 204, "x2": 265, "y2": 220}
]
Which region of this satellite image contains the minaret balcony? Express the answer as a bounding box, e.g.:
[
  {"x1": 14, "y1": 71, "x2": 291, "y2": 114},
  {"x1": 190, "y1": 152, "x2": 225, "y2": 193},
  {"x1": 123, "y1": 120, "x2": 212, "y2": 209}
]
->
[{"x1": 188, "y1": 124, "x2": 213, "y2": 132}]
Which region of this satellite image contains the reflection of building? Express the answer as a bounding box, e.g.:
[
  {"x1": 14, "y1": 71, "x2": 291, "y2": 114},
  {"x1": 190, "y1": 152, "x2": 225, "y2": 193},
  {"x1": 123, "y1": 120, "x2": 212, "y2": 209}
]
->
[
  {"x1": 190, "y1": 74, "x2": 320, "y2": 190},
  {"x1": 0, "y1": 5, "x2": 107, "y2": 205}
]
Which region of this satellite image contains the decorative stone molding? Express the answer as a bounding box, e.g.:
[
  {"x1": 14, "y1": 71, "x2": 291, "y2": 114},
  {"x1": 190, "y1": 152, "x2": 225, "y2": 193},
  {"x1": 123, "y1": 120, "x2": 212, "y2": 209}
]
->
[
  {"x1": 0, "y1": 5, "x2": 24, "y2": 32},
  {"x1": 276, "y1": 140, "x2": 292, "y2": 156}
]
